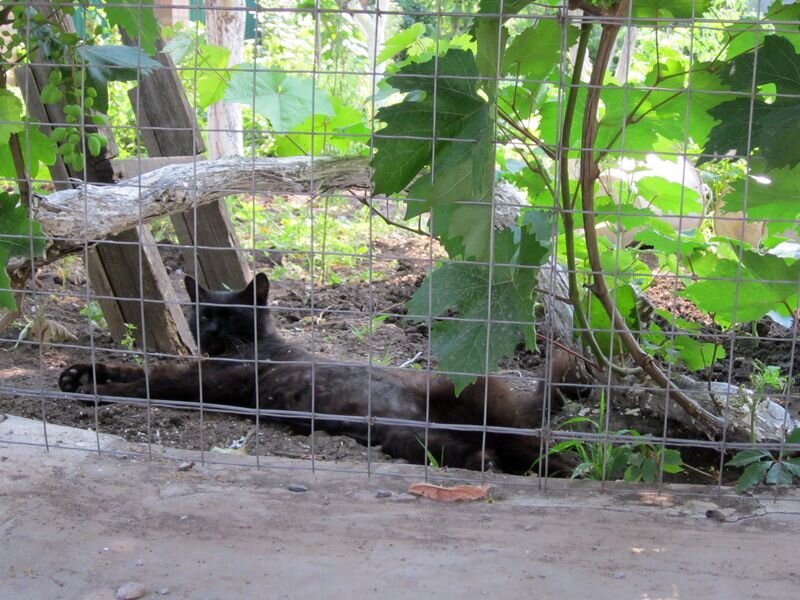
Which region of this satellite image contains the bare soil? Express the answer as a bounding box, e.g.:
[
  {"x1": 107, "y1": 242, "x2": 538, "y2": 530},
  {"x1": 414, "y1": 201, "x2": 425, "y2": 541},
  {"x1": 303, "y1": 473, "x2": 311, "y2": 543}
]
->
[{"x1": 0, "y1": 231, "x2": 798, "y2": 481}]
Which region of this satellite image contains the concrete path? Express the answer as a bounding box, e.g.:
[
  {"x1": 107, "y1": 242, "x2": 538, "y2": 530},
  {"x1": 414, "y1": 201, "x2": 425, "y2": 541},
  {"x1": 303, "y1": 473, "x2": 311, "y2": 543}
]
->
[{"x1": 1, "y1": 415, "x2": 797, "y2": 600}]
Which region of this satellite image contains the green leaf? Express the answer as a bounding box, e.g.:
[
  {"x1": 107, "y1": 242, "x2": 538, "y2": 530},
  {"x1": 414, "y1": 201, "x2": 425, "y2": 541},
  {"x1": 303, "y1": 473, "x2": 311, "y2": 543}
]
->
[
  {"x1": 727, "y1": 448, "x2": 771, "y2": 467},
  {"x1": 635, "y1": 176, "x2": 702, "y2": 218},
  {"x1": 721, "y1": 159, "x2": 800, "y2": 222},
  {"x1": 640, "y1": 457, "x2": 659, "y2": 483},
  {"x1": 405, "y1": 233, "x2": 545, "y2": 393},
  {"x1": 786, "y1": 428, "x2": 800, "y2": 444},
  {"x1": 0, "y1": 90, "x2": 24, "y2": 145},
  {"x1": 587, "y1": 284, "x2": 638, "y2": 357},
  {"x1": 77, "y1": 45, "x2": 162, "y2": 78},
  {"x1": 163, "y1": 31, "x2": 195, "y2": 64},
  {"x1": 104, "y1": 0, "x2": 160, "y2": 56},
  {"x1": 681, "y1": 246, "x2": 800, "y2": 325},
  {"x1": 735, "y1": 460, "x2": 770, "y2": 492},
  {"x1": 226, "y1": 67, "x2": 334, "y2": 132},
  {"x1": 672, "y1": 335, "x2": 725, "y2": 372},
  {"x1": 195, "y1": 44, "x2": 231, "y2": 109},
  {"x1": 783, "y1": 461, "x2": 800, "y2": 479},
  {"x1": 704, "y1": 36, "x2": 800, "y2": 169},
  {"x1": 79, "y1": 45, "x2": 162, "y2": 113},
  {"x1": 0, "y1": 121, "x2": 56, "y2": 180},
  {"x1": 0, "y1": 192, "x2": 46, "y2": 310},
  {"x1": 378, "y1": 23, "x2": 426, "y2": 64},
  {"x1": 503, "y1": 18, "x2": 578, "y2": 82},
  {"x1": 373, "y1": 49, "x2": 489, "y2": 195},
  {"x1": 661, "y1": 449, "x2": 684, "y2": 473},
  {"x1": 765, "y1": 462, "x2": 794, "y2": 486},
  {"x1": 632, "y1": 0, "x2": 710, "y2": 19}
]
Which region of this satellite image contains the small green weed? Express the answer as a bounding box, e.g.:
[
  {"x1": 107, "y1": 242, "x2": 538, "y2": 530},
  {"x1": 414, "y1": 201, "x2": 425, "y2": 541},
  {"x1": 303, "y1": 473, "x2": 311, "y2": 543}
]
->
[
  {"x1": 120, "y1": 323, "x2": 143, "y2": 366},
  {"x1": 418, "y1": 438, "x2": 444, "y2": 469},
  {"x1": 727, "y1": 429, "x2": 800, "y2": 493},
  {"x1": 535, "y1": 392, "x2": 684, "y2": 483},
  {"x1": 727, "y1": 361, "x2": 797, "y2": 493},
  {"x1": 349, "y1": 315, "x2": 389, "y2": 342},
  {"x1": 79, "y1": 301, "x2": 107, "y2": 330}
]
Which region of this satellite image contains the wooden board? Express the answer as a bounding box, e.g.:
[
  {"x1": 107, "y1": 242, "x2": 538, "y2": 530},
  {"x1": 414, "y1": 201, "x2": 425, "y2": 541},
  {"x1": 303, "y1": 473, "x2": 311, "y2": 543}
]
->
[{"x1": 87, "y1": 227, "x2": 195, "y2": 354}]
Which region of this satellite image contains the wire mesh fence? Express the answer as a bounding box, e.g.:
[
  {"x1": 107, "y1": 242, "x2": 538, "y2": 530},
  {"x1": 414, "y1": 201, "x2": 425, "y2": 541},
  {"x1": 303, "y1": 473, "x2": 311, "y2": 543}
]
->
[{"x1": 1, "y1": 0, "x2": 799, "y2": 498}]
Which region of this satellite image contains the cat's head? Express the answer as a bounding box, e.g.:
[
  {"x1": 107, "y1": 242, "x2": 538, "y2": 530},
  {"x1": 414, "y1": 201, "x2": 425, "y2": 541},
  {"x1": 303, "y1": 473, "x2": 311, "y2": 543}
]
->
[{"x1": 185, "y1": 272, "x2": 276, "y2": 356}]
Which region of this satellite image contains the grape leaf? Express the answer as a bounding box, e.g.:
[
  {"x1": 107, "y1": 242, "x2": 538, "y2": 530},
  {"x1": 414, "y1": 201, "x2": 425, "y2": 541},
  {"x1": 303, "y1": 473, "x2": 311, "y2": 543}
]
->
[
  {"x1": 373, "y1": 49, "x2": 495, "y2": 259},
  {"x1": 681, "y1": 246, "x2": 800, "y2": 325},
  {"x1": 195, "y1": 45, "x2": 231, "y2": 110},
  {"x1": 274, "y1": 99, "x2": 370, "y2": 157},
  {"x1": 0, "y1": 90, "x2": 24, "y2": 145},
  {"x1": 633, "y1": 0, "x2": 710, "y2": 19},
  {"x1": 703, "y1": 35, "x2": 800, "y2": 169},
  {"x1": 0, "y1": 192, "x2": 46, "y2": 310},
  {"x1": 377, "y1": 23, "x2": 426, "y2": 64},
  {"x1": 104, "y1": 0, "x2": 160, "y2": 56},
  {"x1": 405, "y1": 223, "x2": 548, "y2": 393},
  {"x1": 0, "y1": 121, "x2": 57, "y2": 179},
  {"x1": 672, "y1": 335, "x2": 726, "y2": 372},
  {"x1": 721, "y1": 159, "x2": 800, "y2": 222},
  {"x1": 78, "y1": 45, "x2": 163, "y2": 113},
  {"x1": 226, "y1": 67, "x2": 334, "y2": 133},
  {"x1": 373, "y1": 49, "x2": 489, "y2": 196},
  {"x1": 503, "y1": 18, "x2": 578, "y2": 83}
]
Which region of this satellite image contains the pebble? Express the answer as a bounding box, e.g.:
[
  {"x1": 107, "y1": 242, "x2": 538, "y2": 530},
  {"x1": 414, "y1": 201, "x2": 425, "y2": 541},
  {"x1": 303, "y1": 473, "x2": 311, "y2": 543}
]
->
[
  {"x1": 288, "y1": 484, "x2": 308, "y2": 493},
  {"x1": 706, "y1": 509, "x2": 727, "y2": 522},
  {"x1": 157, "y1": 588, "x2": 170, "y2": 596},
  {"x1": 481, "y1": 513, "x2": 493, "y2": 522},
  {"x1": 177, "y1": 461, "x2": 195, "y2": 472},
  {"x1": 116, "y1": 581, "x2": 147, "y2": 599},
  {"x1": 375, "y1": 490, "x2": 392, "y2": 498},
  {"x1": 612, "y1": 572, "x2": 626, "y2": 579}
]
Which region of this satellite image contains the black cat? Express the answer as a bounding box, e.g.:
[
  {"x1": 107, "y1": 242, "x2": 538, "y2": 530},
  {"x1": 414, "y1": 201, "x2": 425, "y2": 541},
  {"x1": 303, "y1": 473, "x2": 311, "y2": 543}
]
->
[{"x1": 59, "y1": 273, "x2": 577, "y2": 474}]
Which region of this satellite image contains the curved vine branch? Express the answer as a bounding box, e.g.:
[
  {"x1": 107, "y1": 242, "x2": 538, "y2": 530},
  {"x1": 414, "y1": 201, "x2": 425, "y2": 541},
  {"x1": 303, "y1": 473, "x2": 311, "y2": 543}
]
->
[{"x1": 577, "y1": 2, "x2": 726, "y2": 437}]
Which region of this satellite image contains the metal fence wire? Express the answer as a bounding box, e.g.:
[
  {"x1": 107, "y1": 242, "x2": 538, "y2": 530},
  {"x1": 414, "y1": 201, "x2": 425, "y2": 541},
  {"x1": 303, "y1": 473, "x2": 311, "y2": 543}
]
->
[{"x1": 1, "y1": 0, "x2": 799, "y2": 499}]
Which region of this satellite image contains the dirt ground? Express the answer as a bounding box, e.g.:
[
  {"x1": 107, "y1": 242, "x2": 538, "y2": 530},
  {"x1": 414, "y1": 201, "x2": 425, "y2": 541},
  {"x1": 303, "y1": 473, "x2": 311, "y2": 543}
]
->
[
  {"x1": 0, "y1": 223, "x2": 798, "y2": 481},
  {"x1": 1, "y1": 414, "x2": 798, "y2": 600}
]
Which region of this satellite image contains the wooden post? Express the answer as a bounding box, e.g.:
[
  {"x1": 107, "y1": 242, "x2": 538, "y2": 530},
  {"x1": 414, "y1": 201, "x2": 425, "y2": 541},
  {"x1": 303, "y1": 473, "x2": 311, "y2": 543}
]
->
[
  {"x1": 127, "y1": 30, "x2": 250, "y2": 291},
  {"x1": 17, "y1": 8, "x2": 195, "y2": 354},
  {"x1": 87, "y1": 227, "x2": 195, "y2": 352}
]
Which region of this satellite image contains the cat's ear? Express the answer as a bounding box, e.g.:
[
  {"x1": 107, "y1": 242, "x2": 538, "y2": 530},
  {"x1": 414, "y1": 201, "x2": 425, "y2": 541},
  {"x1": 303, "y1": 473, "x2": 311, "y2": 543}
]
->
[
  {"x1": 253, "y1": 272, "x2": 270, "y2": 305},
  {"x1": 185, "y1": 275, "x2": 198, "y2": 303}
]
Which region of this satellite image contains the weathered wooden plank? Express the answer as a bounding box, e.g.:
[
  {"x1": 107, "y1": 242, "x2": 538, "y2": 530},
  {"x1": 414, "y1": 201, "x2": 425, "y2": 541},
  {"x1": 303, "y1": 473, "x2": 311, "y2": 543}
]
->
[
  {"x1": 35, "y1": 156, "x2": 371, "y2": 243},
  {"x1": 126, "y1": 37, "x2": 249, "y2": 290},
  {"x1": 87, "y1": 227, "x2": 196, "y2": 354}
]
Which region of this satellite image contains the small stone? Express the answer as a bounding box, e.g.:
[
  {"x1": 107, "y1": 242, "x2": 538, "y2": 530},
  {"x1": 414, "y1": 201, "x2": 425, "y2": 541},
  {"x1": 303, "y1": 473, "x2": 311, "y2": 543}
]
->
[
  {"x1": 375, "y1": 490, "x2": 392, "y2": 498},
  {"x1": 288, "y1": 484, "x2": 308, "y2": 493},
  {"x1": 523, "y1": 524, "x2": 534, "y2": 531},
  {"x1": 116, "y1": 581, "x2": 147, "y2": 599},
  {"x1": 179, "y1": 515, "x2": 189, "y2": 521},
  {"x1": 612, "y1": 572, "x2": 626, "y2": 579},
  {"x1": 177, "y1": 461, "x2": 194, "y2": 472},
  {"x1": 481, "y1": 513, "x2": 493, "y2": 522},
  {"x1": 134, "y1": 559, "x2": 144, "y2": 566},
  {"x1": 157, "y1": 588, "x2": 170, "y2": 596},
  {"x1": 706, "y1": 509, "x2": 727, "y2": 522}
]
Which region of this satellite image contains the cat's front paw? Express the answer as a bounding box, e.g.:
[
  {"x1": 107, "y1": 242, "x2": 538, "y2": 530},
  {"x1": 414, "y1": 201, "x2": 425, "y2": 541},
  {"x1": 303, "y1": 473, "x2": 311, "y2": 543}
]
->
[{"x1": 59, "y1": 364, "x2": 105, "y2": 393}]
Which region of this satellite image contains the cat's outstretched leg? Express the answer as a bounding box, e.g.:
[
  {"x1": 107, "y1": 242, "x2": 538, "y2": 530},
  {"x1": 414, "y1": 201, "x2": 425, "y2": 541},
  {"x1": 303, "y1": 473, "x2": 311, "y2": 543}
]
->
[
  {"x1": 59, "y1": 360, "x2": 257, "y2": 405},
  {"x1": 59, "y1": 363, "x2": 146, "y2": 394}
]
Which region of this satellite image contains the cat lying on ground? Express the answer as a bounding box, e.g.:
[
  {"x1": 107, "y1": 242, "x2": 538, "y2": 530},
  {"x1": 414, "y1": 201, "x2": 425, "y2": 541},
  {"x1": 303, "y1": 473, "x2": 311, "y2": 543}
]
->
[{"x1": 59, "y1": 273, "x2": 579, "y2": 474}]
